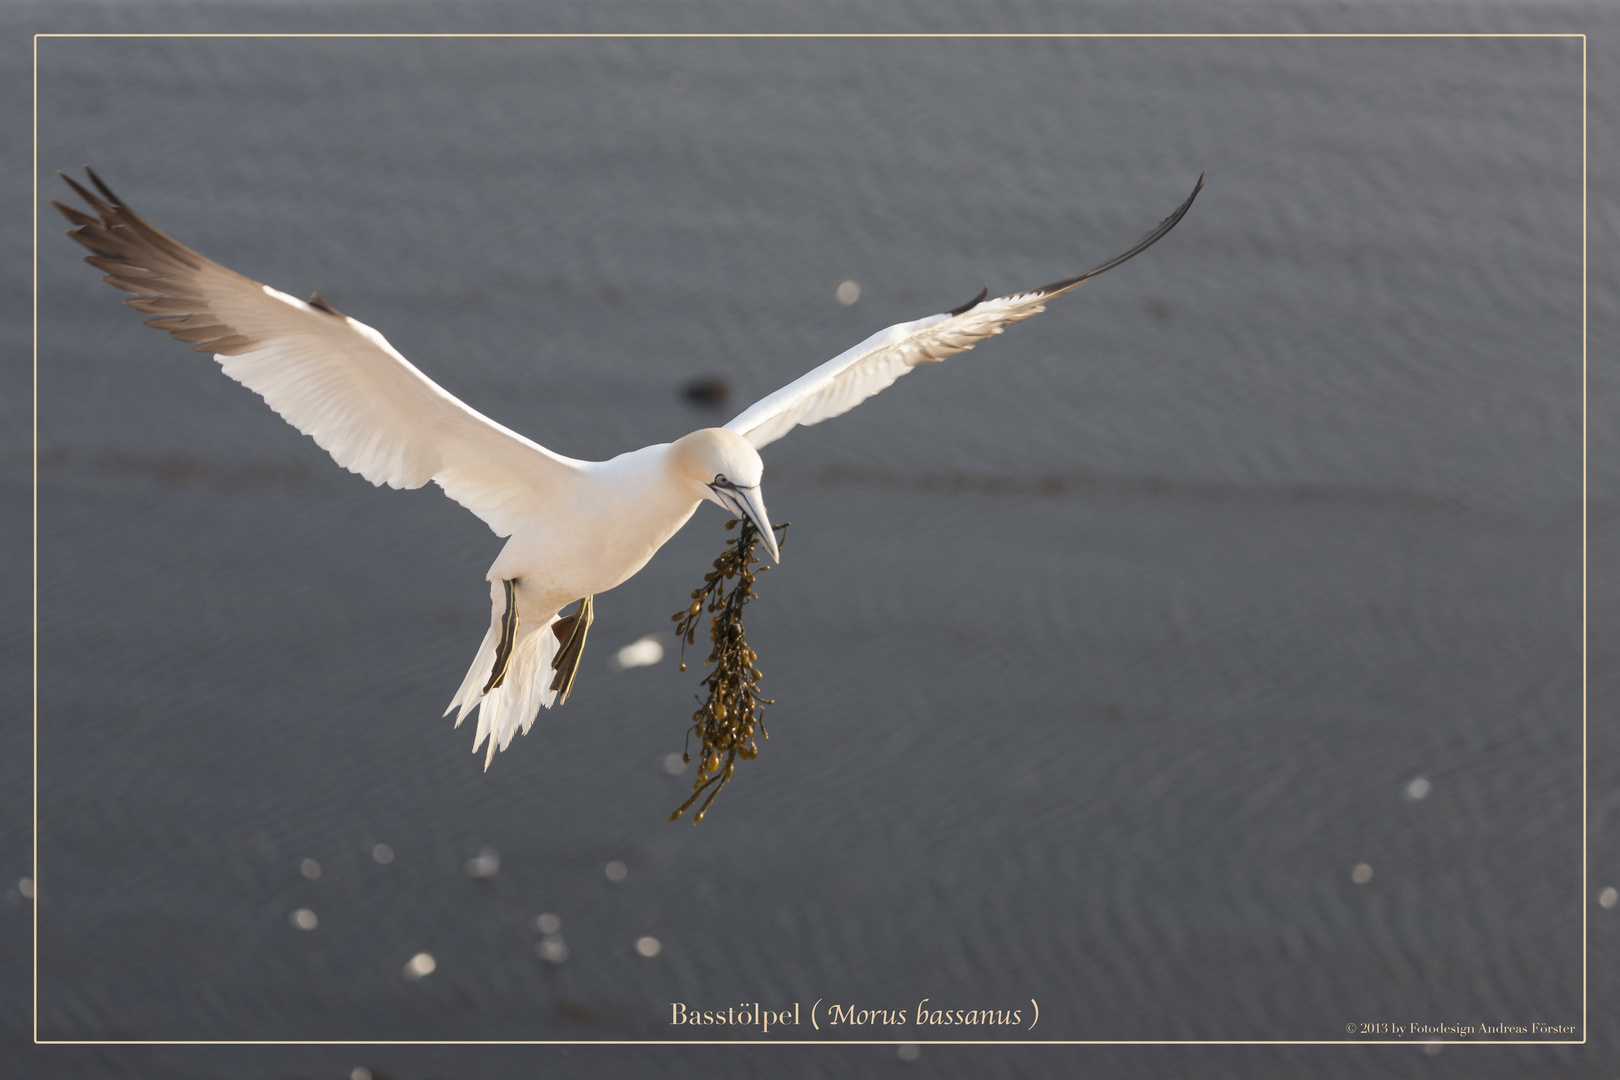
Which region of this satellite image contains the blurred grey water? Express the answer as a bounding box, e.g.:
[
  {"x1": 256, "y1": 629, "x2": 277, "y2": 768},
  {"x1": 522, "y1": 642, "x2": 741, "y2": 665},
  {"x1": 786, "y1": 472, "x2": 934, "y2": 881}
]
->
[{"x1": 7, "y1": 6, "x2": 1616, "y2": 1079}]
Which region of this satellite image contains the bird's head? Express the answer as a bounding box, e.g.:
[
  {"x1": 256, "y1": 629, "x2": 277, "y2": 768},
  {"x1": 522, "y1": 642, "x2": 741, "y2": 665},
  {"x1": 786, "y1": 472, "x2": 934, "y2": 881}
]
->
[{"x1": 671, "y1": 428, "x2": 779, "y2": 562}]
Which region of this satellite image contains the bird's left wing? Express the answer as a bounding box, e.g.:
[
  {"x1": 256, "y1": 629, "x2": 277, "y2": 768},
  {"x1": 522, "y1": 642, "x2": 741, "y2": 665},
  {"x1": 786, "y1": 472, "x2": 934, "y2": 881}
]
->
[
  {"x1": 725, "y1": 175, "x2": 1203, "y2": 450},
  {"x1": 54, "y1": 169, "x2": 585, "y2": 538}
]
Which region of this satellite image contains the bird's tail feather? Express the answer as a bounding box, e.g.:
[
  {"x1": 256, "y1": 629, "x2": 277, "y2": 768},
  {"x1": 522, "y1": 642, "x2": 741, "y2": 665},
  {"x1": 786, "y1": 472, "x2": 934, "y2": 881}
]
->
[
  {"x1": 445, "y1": 624, "x2": 498, "y2": 724},
  {"x1": 444, "y1": 617, "x2": 560, "y2": 769}
]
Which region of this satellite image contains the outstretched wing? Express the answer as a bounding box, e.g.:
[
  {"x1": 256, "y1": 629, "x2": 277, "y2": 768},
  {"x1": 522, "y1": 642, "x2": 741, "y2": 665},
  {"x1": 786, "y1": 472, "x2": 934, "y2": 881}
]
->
[
  {"x1": 54, "y1": 168, "x2": 584, "y2": 538},
  {"x1": 725, "y1": 174, "x2": 1203, "y2": 450}
]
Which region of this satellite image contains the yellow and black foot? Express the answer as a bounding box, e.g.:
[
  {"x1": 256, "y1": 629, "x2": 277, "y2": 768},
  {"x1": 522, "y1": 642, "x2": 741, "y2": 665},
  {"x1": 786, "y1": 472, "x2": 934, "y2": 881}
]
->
[
  {"x1": 548, "y1": 595, "x2": 595, "y2": 703},
  {"x1": 482, "y1": 578, "x2": 521, "y2": 694}
]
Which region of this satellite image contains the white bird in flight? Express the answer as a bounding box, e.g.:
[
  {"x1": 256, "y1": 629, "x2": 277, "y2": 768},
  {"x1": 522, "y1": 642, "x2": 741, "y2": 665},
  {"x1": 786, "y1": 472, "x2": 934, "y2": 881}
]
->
[{"x1": 55, "y1": 169, "x2": 1202, "y2": 767}]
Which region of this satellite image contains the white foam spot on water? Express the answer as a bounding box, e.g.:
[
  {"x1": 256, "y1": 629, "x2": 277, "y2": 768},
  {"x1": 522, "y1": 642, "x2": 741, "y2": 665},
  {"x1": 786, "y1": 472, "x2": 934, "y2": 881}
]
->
[
  {"x1": 836, "y1": 280, "x2": 861, "y2": 305},
  {"x1": 663, "y1": 753, "x2": 689, "y2": 776},
  {"x1": 403, "y1": 952, "x2": 436, "y2": 979},
  {"x1": 611, "y1": 635, "x2": 665, "y2": 670},
  {"x1": 372, "y1": 844, "x2": 394, "y2": 865},
  {"x1": 290, "y1": 908, "x2": 317, "y2": 931},
  {"x1": 635, "y1": 935, "x2": 661, "y2": 957},
  {"x1": 300, "y1": 858, "x2": 321, "y2": 880},
  {"x1": 1404, "y1": 776, "x2": 1431, "y2": 801},
  {"x1": 536, "y1": 912, "x2": 562, "y2": 934},
  {"x1": 898, "y1": 1043, "x2": 920, "y2": 1062},
  {"x1": 465, "y1": 847, "x2": 500, "y2": 878},
  {"x1": 18, "y1": 878, "x2": 33, "y2": 900},
  {"x1": 1599, "y1": 886, "x2": 1617, "y2": 909},
  {"x1": 605, "y1": 860, "x2": 628, "y2": 883},
  {"x1": 537, "y1": 937, "x2": 569, "y2": 963},
  {"x1": 1351, "y1": 863, "x2": 1374, "y2": 885},
  {"x1": 351, "y1": 1068, "x2": 373, "y2": 1080}
]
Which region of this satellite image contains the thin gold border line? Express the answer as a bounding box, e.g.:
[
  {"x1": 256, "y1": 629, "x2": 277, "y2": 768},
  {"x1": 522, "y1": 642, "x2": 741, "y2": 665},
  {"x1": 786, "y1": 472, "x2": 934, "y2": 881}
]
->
[
  {"x1": 1581, "y1": 30, "x2": 1589, "y2": 1044},
  {"x1": 25, "y1": 1039, "x2": 1592, "y2": 1047},
  {"x1": 27, "y1": 32, "x2": 1590, "y2": 39},
  {"x1": 31, "y1": 26, "x2": 40, "y2": 1051},
  {"x1": 31, "y1": 25, "x2": 1587, "y2": 1049}
]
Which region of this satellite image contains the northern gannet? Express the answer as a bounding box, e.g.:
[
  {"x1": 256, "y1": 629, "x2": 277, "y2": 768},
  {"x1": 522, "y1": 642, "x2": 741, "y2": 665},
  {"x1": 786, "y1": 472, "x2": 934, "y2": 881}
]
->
[{"x1": 55, "y1": 169, "x2": 1202, "y2": 767}]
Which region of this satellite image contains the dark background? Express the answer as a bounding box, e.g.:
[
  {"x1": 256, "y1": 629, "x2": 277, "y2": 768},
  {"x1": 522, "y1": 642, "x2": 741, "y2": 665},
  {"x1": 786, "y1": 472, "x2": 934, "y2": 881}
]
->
[{"x1": 6, "y1": 2, "x2": 1616, "y2": 1078}]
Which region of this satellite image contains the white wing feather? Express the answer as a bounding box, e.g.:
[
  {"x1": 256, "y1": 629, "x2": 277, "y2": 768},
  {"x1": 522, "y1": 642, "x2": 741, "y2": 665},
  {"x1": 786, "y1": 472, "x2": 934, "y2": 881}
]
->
[
  {"x1": 727, "y1": 174, "x2": 1204, "y2": 451},
  {"x1": 55, "y1": 171, "x2": 583, "y2": 538},
  {"x1": 725, "y1": 299, "x2": 1048, "y2": 450}
]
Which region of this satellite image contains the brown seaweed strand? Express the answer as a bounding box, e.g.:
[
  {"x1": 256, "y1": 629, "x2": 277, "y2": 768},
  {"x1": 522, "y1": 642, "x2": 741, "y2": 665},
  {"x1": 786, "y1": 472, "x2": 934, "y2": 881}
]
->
[{"x1": 668, "y1": 517, "x2": 788, "y2": 823}]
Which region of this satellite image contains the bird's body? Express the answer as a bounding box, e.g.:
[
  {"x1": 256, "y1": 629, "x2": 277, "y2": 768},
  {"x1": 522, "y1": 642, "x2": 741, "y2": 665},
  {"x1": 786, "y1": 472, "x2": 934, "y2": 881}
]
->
[
  {"x1": 492, "y1": 442, "x2": 700, "y2": 604},
  {"x1": 453, "y1": 441, "x2": 703, "y2": 755},
  {"x1": 55, "y1": 168, "x2": 1201, "y2": 767},
  {"x1": 447, "y1": 429, "x2": 765, "y2": 758}
]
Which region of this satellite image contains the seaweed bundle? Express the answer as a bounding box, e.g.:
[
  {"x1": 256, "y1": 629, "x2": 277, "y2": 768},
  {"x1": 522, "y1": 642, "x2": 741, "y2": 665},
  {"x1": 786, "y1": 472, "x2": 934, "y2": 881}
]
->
[{"x1": 668, "y1": 517, "x2": 789, "y2": 823}]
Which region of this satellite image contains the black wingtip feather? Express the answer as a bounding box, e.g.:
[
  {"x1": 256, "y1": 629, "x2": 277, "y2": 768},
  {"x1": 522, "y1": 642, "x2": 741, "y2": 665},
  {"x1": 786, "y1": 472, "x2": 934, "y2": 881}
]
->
[
  {"x1": 58, "y1": 171, "x2": 105, "y2": 215},
  {"x1": 50, "y1": 199, "x2": 99, "y2": 229},
  {"x1": 947, "y1": 285, "x2": 989, "y2": 316},
  {"x1": 1030, "y1": 173, "x2": 1205, "y2": 298},
  {"x1": 85, "y1": 166, "x2": 124, "y2": 208},
  {"x1": 307, "y1": 292, "x2": 346, "y2": 318}
]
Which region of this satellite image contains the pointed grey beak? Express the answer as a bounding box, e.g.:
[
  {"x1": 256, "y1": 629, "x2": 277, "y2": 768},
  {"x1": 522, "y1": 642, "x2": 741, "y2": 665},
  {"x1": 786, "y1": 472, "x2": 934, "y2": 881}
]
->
[{"x1": 710, "y1": 481, "x2": 780, "y2": 563}]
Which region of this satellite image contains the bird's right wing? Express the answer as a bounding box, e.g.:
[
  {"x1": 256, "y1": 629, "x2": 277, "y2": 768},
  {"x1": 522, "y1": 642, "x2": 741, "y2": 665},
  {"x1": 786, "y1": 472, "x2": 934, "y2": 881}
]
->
[
  {"x1": 726, "y1": 175, "x2": 1203, "y2": 450},
  {"x1": 55, "y1": 169, "x2": 583, "y2": 538}
]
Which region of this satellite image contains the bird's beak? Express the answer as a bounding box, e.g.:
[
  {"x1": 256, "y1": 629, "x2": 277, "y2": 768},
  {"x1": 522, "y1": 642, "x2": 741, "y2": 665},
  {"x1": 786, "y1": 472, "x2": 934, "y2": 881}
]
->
[
  {"x1": 738, "y1": 485, "x2": 780, "y2": 563},
  {"x1": 711, "y1": 482, "x2": 780, "y2": 563}
]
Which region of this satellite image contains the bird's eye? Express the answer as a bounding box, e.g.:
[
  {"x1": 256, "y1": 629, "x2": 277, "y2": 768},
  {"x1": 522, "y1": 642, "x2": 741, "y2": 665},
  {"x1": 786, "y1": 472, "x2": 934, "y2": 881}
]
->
[{"x1": 714, "y1": 474, "x2": 729, "y2": 486}]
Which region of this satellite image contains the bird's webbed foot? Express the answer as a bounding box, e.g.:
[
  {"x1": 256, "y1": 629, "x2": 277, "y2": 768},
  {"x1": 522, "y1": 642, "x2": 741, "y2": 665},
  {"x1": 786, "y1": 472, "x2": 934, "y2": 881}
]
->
[
  {"x1": 482, "y1": 578, "x2": 521, "y2": 694},
  {"x1": 548, "y1": 595, "x2": 595, "y2": 703}
]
